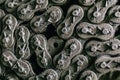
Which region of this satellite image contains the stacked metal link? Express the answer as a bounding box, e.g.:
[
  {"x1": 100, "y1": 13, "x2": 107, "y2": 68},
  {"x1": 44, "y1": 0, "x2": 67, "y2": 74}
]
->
[{"x1": 0, "y1": 0, "x2": 120, "y2": 80}]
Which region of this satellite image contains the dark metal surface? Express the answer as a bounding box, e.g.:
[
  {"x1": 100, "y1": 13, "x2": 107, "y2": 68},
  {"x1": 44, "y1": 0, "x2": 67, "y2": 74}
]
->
[{"x1": 0, "y1": 0, "x2": 120, "y2": 80}]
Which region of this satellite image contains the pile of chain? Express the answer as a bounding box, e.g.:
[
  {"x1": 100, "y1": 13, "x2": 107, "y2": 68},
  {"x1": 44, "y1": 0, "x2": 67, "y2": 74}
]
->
[{"x1": 0, "y1": 0, "x2": 120, "y2": 80}]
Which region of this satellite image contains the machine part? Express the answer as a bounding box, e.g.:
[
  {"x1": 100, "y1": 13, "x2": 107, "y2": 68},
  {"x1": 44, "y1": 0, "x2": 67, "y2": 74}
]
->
[
  {"x1": 0, "y1": 14, "x2": 18, "y2": 48},
  {"x1": 76, "y1": 22, "x2": 115, "y2": 40},
  {"x1": 1, "y1": 51, "x2": 17, "y2": 68},
  {"x1": 95, "y1": 55, "x2": 120, "y2": 73},
  {"x1": 12, "y1": 60, "x2": 35, "y2": 78},
  {"x1": 85, "y1": 38, "x2": 120, "y2": 57},
  {"x1": 30, "y1": 6, "x2": 63, "y2": 33},
  {"x1": 5, "y1": 72, "x2": 19, "y2": 80},
  {"x1": 4, "y1": 0, "x2": 29, "y2": 12},
  {"x1": 63, "y1": 38, "x2": 83, "y2": 58},
  {"x1": 15, "y1": 43, "x2": 31, "y2": 60},
  {"x1": 2, "y1": 14, "x2": 18, "y2": 32},
  {"x1": 53, "y1": 38, "x2": 83, "y2": 70},
  {"x1": 30, "y1": 34, "x2": 52, "y2": 68},
  {"x1": 47, "y1": 36, "x2": 65, "y2": 56},
  {"x1": 30, "y1": 69, "x2": 59, "y2": 80},
  {"x1": 15, "y1": 25, "x2": 30, "y2": 59},
  {"x1": 71, "y1": 55, "x2": 89, "y2": 73},
  {"x1": 53, "y1": 50, "x2": 71, "y2": 70},
  {"x1": 0, "y1": 0, "x2": 120, "y2": 80},
  {"x1": 57, "y1": 5, "x2": 84, "y2": 39},
  {"x1": 88, "y1": 0, "x2": 118, "y2": 23},
  {"x1": 80, "y1": 70, "x2": 98, "y2": 80},
  {"x1": 15, "y1": 25, "x2": 30, "y2": 43},
  {"x1": 108, "y1": 5, "x2": 120, "y2": 24},
  {"x1": 17, "y1": 0, "x2": 48, "y2": 21}
]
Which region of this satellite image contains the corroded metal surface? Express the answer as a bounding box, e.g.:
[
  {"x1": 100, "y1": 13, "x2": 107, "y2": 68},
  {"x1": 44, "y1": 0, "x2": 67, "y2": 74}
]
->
[{"x1": 0, "y1": 0, "x2": 120, "y2": 80}]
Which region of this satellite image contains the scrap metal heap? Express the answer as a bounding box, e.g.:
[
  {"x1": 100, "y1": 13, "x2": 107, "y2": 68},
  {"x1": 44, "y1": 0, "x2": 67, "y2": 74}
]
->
[{"x1": 0, "y1": 0, "x2": 120, "y2": 80}]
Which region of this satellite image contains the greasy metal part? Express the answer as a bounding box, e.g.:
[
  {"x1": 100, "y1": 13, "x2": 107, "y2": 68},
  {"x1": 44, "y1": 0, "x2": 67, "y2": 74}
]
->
[
  {"x1": 60, "y1": 67, "x2": 74, "y2": 80},
  {"x1": 71, "y1": 55, "x2": 89, "y2": 73},
  {"x1": 5, "y1": 72, "x2": 19, "y2": 80},
  {"x1": 85, "y1": 38, "x2": 120, "y2": 57},
  {"x1": 30, "y1": 6, "x2": 63, "y2": 33},
  {"x1": 0, "y1": 0, "x2": 120, "y2": 80},
  {"x1": 4, "y1": 0, "x2": 29, "y2": 12},
  {"x1": 30, "y1": 34, "x2": 52, "y2": 68},
  {"x1": 48, "y1": 36, "x2": 65, "y2": 57},
  {"x1": 1, "y1": 50, "x2": 35, "y2": 79},
  {"x1": 60, "y1": 55, "x2": 89, "y2": 80},
  {"x1": 88, "y1": 0, "x2": 118, "y2": 23},
  {"x1": 1, "y1": 51, "x2": 17, "y2": 68},
  {"x1": 57, "y1": 5, "x2": 84, "y2": 39},
  {"x1": 15, "y1": 25, "x2": 30, "y2": 60},
  {"x1": 108, "y1": 5, "x2": 120, "y2": 24},
  {"x1": 17, "y1": 0, "x2": 49, "y2": 21},
  {"x1": 12, "y1": 60, "x2": 35, "y2": 78},
  {"x1": 76, "y1": 22, "x2": 115, "y2": 40},
  {"x1": 53, "y1": 38, "x2": 83, "y2": 70},
  {"x1": 0, "y1": 14, "x2": 18, "y2": 48},
  {"x1": 29, "y1": 69, "x2": 59, "y2": 80},
  {"x1": 79, "y1": 70, "x2": 98, "y2": 80},
  {"x1": 95, "y1": 55, "x2": 120, "y2": 73},
  {"x1": 53, "y1": 50, "x2": 71, "y2": 70},
  {"x1": 63, "y1": 38, "x2": 83, "y2": 58},
  {"x1": 40, "y1": 69, "x2": 59, "y2": 80}
]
